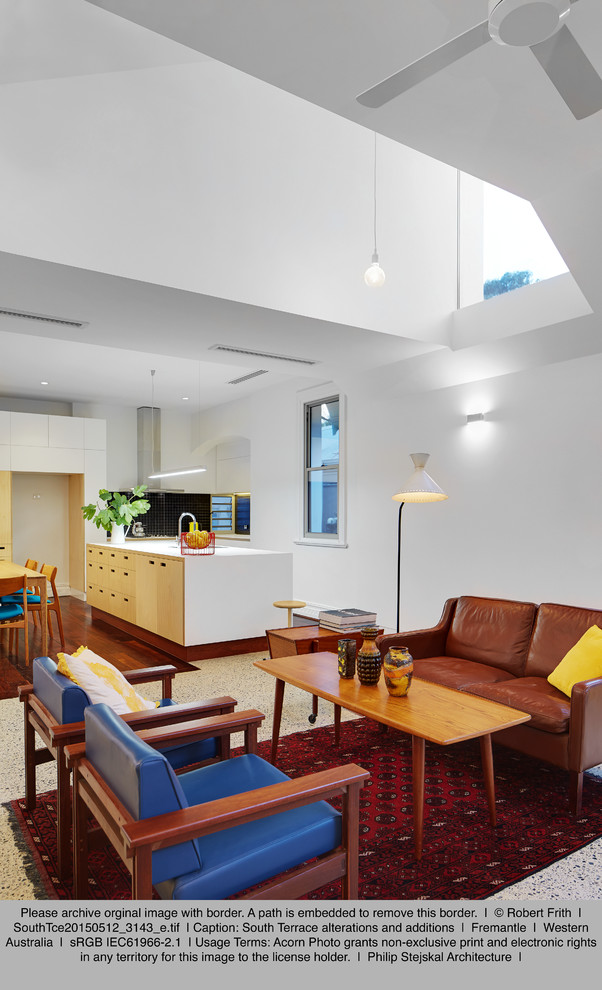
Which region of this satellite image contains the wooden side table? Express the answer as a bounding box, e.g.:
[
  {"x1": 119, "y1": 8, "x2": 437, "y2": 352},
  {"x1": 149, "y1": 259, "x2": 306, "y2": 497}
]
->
[{"x1": 265, "y1": 624, "x2": 384, "y2": 724}]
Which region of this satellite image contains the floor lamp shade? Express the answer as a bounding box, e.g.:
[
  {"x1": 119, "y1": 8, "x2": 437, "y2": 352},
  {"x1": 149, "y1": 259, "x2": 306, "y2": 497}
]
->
[
  {"x1": 392, "y1": 453, "x2": 448, "y2": 503},
  {"x1": 392, "y1": 454, "x2": 447, "y2": 633}
]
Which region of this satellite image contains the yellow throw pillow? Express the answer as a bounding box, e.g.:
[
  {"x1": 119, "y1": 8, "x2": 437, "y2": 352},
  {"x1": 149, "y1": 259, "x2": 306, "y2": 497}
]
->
[
  {"x1": 57, "y1": 646, "x2": 157, "y2": 715},
  {"x1": 547, "y1": 625, "x2": 602, "y2": 697}
]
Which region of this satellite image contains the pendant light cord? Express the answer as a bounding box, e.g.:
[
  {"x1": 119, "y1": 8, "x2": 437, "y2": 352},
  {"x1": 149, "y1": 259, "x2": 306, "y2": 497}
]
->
[
  {"x1": 150, "y1": 369, "x2": 156, "y2": 477},
  {"x1": 373, "y1": 131, "x2": 378, "y2": 257}
]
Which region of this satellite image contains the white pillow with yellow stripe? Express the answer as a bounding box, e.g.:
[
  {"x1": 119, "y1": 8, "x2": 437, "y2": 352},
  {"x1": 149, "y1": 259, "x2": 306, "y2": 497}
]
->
[{"x1": 57, "y1": 646, "x2": 157, "y2": 715}]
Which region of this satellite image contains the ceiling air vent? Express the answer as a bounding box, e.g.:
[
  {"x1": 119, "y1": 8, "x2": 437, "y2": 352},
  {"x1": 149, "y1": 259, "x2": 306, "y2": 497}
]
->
[
  {"x1": 228, "y1": 369, "x2": 269, "y2": 385},
  {"x1": 0, "y1": 307, "x2": 88, "y2": 328},
  {"x1": 210, "y1": 344, "x2": 318, "y2": 366}
]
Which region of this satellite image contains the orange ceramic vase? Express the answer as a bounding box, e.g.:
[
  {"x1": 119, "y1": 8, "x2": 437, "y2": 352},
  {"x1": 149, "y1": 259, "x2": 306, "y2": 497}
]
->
[{"x1": 383, "y1": 647, "x2": 413, "y2": 696}]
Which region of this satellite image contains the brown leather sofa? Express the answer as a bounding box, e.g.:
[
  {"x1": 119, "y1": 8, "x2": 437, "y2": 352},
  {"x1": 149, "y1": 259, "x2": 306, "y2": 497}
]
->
[{"x1": 377, "y1": 596, "x2": 602, "y2": 814}]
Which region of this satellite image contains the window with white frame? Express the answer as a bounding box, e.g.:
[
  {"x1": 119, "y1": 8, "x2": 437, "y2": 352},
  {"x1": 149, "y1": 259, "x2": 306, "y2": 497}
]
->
[{"x1": 304, "y1": 395, "x2": 340, "y2": 539}]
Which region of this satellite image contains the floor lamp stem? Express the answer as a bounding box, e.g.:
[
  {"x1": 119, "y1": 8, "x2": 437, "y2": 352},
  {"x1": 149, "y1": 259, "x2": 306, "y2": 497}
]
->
[{"x1": 396, "y1": 501, "x2": 405, "y2": 634}]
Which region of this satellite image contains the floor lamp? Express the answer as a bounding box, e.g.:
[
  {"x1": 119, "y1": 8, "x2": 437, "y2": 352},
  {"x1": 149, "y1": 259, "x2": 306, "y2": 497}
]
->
[{"x1": 392, "y1": 453, "x2": 448, "y2": 633}]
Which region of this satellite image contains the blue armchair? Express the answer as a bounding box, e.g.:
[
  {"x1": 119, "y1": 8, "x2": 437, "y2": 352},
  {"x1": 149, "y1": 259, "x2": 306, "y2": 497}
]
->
[
  {"x1": 19, "y1": 656, "x2": 240, "y2": 880},
  {"x1": 68, "y1": 704, "x2": 369, "y2": 900}
]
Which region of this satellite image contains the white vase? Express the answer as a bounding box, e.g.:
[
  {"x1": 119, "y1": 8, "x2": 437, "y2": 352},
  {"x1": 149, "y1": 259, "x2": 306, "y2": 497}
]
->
[{"x1": 111, "y1": 523, "x2": 125, "y2": 545}]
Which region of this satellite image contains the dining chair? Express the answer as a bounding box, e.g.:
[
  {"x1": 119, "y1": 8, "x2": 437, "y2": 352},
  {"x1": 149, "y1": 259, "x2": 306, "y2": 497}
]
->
[
  {"x1": 67, "y1": 703, "x2": 369, "y2": 900},
  {"x1": 27, "y1": 564, "x2": 65, "y2": 647},
  {"x1": 0, "y1": 559, "x2": 38, "y2": 598},
  {"x1": 0, "y1": 576, "x2": 29, "y2": 663}
]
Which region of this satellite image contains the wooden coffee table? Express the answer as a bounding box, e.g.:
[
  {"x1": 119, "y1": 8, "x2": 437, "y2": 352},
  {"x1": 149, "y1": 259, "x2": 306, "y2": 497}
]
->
[{"x1": 254, "y1": 651, "x2": 530, "y2": 859}]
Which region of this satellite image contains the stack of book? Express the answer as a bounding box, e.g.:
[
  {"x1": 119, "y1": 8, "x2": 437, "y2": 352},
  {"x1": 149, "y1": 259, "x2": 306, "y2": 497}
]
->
[{"x1": 318, "y1": 608, "x2": 378, "y2": 632}]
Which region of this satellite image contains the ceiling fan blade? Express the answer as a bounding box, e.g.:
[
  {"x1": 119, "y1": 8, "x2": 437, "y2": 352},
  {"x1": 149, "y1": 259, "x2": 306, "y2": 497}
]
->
[
  {"x1": 530, "y1": 25, "x2": 602, "y2": 119},
  {"x1": 356, "y1": 20, "x2": 491, "y2": 108}
]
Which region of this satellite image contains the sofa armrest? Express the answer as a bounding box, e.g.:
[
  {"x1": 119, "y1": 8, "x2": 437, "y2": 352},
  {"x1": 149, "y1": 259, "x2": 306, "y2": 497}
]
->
[
  {"x1": 568, "y1": 676, "x2": 602, "y2": 771},
  {"x1": 377, "y1": 598, "x2": 457, "y2": 659}
]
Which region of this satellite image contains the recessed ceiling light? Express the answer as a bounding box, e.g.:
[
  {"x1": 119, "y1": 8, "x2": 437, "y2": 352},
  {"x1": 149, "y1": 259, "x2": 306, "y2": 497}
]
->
[
  {"x1": 40, "y1": 380, "x2": 49, "y2": 385},
  {"x1": 182, "y1": 396, "x2": 189, "y2": 401}
]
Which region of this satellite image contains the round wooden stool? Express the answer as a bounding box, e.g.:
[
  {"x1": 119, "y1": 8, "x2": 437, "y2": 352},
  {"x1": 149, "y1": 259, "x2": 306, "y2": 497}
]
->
[{"x1": 272, "y1": 599, "x2": 306, "y2": 628}]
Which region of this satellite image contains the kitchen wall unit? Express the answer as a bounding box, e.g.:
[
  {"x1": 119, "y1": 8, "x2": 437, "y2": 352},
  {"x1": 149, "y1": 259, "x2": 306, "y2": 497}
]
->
[
  {"x1": 0, "y1": 411, "x2": 106, "y2": 593},
  {"x1": 86, "y1": 539, "x2": 292, "y2": 661}
]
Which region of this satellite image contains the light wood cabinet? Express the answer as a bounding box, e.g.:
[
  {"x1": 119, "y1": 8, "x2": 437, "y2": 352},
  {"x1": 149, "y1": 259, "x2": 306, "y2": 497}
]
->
[
  {"x1": 87, "y1": 544, "x2": 138, "y2": 629},
  {"x1": 135, "y1": 553, "x2": 183, "y2": 644},
  {"x1": 87, "y1": 544, "x2": 183, "y2": 645},
  {"x1": 155, "y1": 557, "x2": 184, "y2": 643}
]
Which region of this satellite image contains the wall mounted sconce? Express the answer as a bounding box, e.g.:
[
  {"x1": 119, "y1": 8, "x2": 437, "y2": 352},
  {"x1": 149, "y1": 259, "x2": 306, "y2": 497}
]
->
[{"x1": 466, "y1": 412, "x2": 486, "y2": 424}]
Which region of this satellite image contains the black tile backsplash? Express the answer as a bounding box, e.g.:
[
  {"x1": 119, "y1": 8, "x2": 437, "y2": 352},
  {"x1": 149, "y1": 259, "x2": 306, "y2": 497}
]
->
[{"x1": 120, "y1": 491, "x2": 211, "y2": 538}]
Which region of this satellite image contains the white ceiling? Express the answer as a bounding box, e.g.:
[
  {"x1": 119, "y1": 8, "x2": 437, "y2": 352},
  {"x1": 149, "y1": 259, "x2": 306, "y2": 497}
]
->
[{"x1": 2, "y1": 0, "x2": 602, "y2": 410}]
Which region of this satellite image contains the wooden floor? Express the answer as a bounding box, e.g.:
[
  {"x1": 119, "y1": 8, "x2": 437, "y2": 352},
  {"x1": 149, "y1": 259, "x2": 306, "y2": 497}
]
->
[{"x1": 0, "y1": 596, "x2": 197, "y2": 701}]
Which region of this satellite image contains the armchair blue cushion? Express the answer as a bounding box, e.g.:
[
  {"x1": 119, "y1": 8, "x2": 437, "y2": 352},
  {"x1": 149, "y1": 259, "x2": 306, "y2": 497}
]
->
[
  {"x1": 33, "y1": 656, "x2": 217, "y2": 766},
  {"x1": 85, "y1": 704, "x2": 342, "y2": 899}
]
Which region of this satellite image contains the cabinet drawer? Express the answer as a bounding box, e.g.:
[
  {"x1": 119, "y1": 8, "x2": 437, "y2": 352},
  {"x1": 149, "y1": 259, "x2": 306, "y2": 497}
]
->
[
  {"x1": 86, "y1": 545, "x2": 100, "y2": 563},
  {"x1": 107, "y1": 565, "x2": 136, "y2": 595},
  {"x1": 108, "y1": 590, "x2": 136, "y2": 623},
  {"x1": 86, "y1": 559, "x2": 100, "y2": 584},
  {"x1": 117, "y1": 567, "x2": 136, "y2": 595},
  {"x1": 108, "y1": 549, "x2": 137, "y2": 571},
  {"x1": 0, "y1": 543, "x2": 12, "y2": 561},
  {"x1": 87, "y1": 583, "x2": 104, "y2": 609}
]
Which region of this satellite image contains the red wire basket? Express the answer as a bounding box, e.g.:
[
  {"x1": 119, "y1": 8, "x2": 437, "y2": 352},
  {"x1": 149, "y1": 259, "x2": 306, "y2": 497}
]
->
[{"x1": 180, "y1": 531, "x2": 215, "y2": 555}]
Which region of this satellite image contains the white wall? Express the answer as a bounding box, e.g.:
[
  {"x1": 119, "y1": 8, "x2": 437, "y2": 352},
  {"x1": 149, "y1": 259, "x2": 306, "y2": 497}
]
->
[
  {"x1": 12, "y1": 473, "x2": 70, "y2": 591},
  {"x1": 0, "y1": 61, "x2": 457, "y2": 344},
  {"x1": 191, "y1": 351, "x2": 602, "y2": 633}
]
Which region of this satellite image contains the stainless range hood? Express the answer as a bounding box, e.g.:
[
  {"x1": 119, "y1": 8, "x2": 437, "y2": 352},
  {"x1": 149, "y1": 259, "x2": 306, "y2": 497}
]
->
[{"x1": 137, "y1": 405, "x2": 166, "y2": 491}]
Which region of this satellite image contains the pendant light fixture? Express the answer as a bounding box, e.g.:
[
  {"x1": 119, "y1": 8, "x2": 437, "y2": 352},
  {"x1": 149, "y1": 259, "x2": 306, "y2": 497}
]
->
[{"x1": 364, "y1": 131, "x2": 386, "y2": 287}]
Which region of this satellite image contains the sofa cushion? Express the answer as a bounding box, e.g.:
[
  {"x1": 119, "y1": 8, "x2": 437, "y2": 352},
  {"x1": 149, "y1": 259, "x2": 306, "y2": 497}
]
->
[
  {"x1": 445, "y1": 597, "x2": 536, "y2": 676},
  {"x1": 525, "y1": 603, "x2": 602, "y2": 678},
  {"x1": 413, "y1": 656, "x2": 516, "y2": 692},
  {"x1": 467, "y1": 677, "x2": 570, "y2": 733},
  {"x1": 547, "y1": 625, "x2": 602, "y2": 697}
]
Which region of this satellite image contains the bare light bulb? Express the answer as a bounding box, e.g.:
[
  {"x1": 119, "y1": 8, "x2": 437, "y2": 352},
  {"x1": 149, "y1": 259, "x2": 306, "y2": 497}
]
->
[{"x1": 364, "y1": 252, "x2": 386, "y2": 287}]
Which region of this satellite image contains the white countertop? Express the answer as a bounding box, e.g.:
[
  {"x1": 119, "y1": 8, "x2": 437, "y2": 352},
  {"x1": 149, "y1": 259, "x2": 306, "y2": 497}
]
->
[{"x1": 89, "y1": 540, "x2": 285, "y2": 558}]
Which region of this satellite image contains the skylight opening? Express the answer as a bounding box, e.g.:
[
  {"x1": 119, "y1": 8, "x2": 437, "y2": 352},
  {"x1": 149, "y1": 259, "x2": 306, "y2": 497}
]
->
[{"x1": 482, "y1": 181, "x2": 568, "y2": 300}]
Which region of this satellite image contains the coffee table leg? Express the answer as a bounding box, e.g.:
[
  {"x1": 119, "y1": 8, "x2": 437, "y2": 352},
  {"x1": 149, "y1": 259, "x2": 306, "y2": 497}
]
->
[
  {"x1": 270, "y1": 678, "x2": 285, "y2": 764},
  {"x1": 479, "y1": 733, "x2": 497, "y2": 827},
  {"x1": 412, "y1": 735, "x2": 425, "y2": 860},
  {"x1": 334, "y1": 704, "x2": 341, "y2": 745}
]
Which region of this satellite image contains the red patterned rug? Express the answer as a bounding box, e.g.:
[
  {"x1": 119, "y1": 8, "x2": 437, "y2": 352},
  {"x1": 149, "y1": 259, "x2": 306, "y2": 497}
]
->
[{"x1": 7, "y1": 717, "x2": 602, "y2": 900}]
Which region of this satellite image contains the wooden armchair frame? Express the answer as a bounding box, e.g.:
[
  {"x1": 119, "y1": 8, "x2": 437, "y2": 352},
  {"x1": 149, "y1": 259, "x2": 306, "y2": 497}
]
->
[
  {"x1": 67, "y1": 715, "x2": 368, "y2": 900},
  {"x1": 19, "y1": 662, "x2": 237, "y2": 879}
]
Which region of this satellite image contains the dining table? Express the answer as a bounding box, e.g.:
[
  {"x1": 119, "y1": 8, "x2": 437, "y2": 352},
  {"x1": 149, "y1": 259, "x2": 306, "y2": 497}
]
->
[{"x1": 0, "y1": 560, "x2": 48, "y2": 658}]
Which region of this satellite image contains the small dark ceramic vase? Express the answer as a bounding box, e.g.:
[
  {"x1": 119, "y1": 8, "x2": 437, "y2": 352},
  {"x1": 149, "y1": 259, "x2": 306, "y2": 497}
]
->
[
  {"x1": 383, "y1": 647, "x2": 413, "y2": 697},
  {"x1": 337, "y1": 638, "x2": 357, "y2": 678},
  {"x1": 356, "y1": 626, "x2": 382, "y2": 685}
]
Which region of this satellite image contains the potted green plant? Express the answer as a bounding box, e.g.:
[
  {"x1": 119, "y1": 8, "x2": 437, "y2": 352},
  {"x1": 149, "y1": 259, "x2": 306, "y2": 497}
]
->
[{"x1": 82, "y1": 486, "x2": 151, "y2": 544}]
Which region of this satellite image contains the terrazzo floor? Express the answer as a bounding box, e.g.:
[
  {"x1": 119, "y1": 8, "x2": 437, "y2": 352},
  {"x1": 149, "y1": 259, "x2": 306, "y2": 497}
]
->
[{"x1": 1, "y1": 650, "x2": 600, "y2": 900}]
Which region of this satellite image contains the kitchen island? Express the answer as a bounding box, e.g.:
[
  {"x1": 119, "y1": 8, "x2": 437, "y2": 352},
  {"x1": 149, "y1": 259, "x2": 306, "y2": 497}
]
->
[{"x1": 86, "y1": 540, "x2": 293, "y2": 661}]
